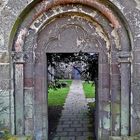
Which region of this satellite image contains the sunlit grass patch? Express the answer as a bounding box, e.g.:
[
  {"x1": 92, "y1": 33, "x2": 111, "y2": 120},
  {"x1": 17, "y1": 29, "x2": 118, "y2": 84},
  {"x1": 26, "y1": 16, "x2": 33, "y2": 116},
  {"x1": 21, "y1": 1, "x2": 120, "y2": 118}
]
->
[
  {"x1": 83, "y1": 81, "x2": 95, "y2": 98},
  {"x1": 48, "y1": 80, "x2": 72, "y2": 106}
]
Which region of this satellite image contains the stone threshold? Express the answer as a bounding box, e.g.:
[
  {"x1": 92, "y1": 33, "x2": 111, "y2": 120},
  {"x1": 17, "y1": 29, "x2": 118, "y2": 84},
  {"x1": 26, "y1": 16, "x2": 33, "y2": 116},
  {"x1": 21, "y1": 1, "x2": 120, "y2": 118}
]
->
[{"x1": 109, "y1": 134, "x2": 140, "y2": 140}]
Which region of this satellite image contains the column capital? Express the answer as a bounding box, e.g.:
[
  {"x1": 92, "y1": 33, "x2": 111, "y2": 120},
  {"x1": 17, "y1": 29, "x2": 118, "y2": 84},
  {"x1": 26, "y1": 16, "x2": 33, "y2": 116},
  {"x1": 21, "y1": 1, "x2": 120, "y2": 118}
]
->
[
  {"x1": 12, "y1": 51, "x2": 26, "y2": 64},
  {"x1": 117, "y1": 51, "x2": 132, "y2": 63}
]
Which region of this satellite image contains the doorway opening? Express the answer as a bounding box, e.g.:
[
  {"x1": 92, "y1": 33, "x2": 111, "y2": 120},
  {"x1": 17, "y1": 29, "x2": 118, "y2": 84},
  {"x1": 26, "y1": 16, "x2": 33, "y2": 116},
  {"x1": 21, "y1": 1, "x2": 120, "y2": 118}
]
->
[{"x1": 47, "y1": 52, "x2": 98, "y2": 140}]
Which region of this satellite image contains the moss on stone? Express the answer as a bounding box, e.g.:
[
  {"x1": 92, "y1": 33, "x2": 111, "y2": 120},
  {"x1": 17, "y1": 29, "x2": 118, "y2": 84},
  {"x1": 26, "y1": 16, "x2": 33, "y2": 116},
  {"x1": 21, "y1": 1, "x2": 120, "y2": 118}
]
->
[
  {"x1": 0, "y1": 131, "x2": 32, "y2": 140},
  {"x1": 7, "y1": 136, "x2": 32, "y2": 140}
]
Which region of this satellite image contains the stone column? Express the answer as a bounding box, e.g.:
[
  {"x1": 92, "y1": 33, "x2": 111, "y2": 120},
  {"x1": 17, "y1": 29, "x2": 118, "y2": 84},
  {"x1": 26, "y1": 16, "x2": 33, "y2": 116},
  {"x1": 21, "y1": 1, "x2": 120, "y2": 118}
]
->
[
  {"x1": 34, "y1": 51, "x2": 48, "y2": 140},
  {"x1": 98, "y1": 52, "x2": 111, "y2": 140},
  {"x1": 13, "y1": 52, "x2": 25, "y2": 135},
  {"x1": 118, "y1": 52, "x2": 131, "y2": 136}
]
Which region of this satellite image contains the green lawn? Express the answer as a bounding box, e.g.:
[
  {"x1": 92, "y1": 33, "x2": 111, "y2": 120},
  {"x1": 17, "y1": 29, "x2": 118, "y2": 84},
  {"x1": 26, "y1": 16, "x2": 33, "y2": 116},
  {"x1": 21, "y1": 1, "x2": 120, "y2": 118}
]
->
[
  {"x1": 48, "y1": 80, "x2": 72, "y2": 106},
  {"x1": 59, "y1": 79, "x2": 72, "y2": 86},
  {"x1": 83, "y1": 81, "x2": 95, "y2": 98}
]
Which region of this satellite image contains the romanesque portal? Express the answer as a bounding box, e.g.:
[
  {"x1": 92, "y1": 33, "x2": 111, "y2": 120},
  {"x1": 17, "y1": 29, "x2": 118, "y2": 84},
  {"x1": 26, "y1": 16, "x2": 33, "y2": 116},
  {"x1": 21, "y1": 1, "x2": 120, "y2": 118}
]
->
[{"x1": 10, "y1": 1, "x2": 131, "y2": 139}]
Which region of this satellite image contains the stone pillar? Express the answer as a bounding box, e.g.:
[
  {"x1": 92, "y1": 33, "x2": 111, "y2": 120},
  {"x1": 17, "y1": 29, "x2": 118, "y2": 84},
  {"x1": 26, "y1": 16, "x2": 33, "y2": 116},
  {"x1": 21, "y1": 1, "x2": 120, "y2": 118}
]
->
[
  {"x1": 95, "y1": 77, "x2": 99, "y2": 139},
  {"x1": 34, "y1": 51, "x2": 48, "y2": 140},
  {"x1": 98, "y1": 52, "x2": 111, "y2": 140},
  {"x1": 110, "y1": 51, "x2": 121, "y2": 136},
  {"x1": 13, "y1": 52, "x2": 25, "y2": 135},
  {"x1": 118, "y1": 52, "x2": 131, "y2": 136}
]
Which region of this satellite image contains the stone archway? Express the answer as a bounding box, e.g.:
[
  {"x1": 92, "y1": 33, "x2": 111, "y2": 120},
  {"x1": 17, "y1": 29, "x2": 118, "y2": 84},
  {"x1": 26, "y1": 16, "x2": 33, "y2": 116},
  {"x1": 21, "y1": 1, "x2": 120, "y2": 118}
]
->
[{"x1": 10, "y1": 0, "x2": 132, "y2": 140}]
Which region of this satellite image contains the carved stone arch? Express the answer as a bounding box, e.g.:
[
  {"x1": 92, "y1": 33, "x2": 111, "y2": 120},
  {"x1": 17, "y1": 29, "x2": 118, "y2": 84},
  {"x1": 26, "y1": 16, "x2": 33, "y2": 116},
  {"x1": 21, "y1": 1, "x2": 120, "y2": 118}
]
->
[{"x1": 10, "y1": 0, "x2": 132, "y2": 140}]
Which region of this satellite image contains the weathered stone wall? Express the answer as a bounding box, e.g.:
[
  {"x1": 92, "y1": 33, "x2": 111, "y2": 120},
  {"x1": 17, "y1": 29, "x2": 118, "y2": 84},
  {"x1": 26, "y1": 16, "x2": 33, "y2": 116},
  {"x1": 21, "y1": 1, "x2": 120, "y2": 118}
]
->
[
  {"x1": 0, "y1": 0, "x2": 140, "y2": 139},
  {"x1": 0, "y1": 0, "x2": 32, "y2": 132},
  {"x1": 110, "y1": 0, "x2": 140, "y2": 136}
]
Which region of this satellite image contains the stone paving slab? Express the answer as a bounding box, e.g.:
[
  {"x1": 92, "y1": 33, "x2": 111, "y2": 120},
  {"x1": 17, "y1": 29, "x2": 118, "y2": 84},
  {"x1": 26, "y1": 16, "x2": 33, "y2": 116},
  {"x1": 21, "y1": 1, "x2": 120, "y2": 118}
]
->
[
  {"x1": 52, "y1": 80, "x2": 94, "y2": 140},
  {"x1": 87, "y1": 98, "x2": 95, "y2": 103}
]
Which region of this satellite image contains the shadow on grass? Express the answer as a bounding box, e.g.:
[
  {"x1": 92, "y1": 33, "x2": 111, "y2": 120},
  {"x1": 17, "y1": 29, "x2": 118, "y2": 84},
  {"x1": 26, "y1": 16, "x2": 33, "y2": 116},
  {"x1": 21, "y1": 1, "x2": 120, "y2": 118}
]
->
[
  {"x1": 48, "y1": 80, "x2": 72, "y2": 140},
  {"x1": 48, "y1": 106, "x2": 63, "y2": 140},
  {"x1": 87, "y1": 102, "x2": 96, "y2": 140}
]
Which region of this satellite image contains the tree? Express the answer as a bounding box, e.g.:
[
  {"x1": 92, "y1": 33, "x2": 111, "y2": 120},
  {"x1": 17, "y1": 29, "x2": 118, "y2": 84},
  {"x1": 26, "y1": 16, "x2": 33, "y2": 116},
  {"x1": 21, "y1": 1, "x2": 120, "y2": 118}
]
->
[{"x1": 47, "y1": 52, "x2": 98, "y2": 82}]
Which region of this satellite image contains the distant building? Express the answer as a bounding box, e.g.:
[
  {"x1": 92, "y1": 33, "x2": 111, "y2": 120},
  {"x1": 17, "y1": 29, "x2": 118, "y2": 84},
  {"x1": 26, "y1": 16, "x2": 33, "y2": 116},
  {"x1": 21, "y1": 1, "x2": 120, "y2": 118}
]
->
[{"x1": 50, "y1": 61, "x2": 85, "y2": 80}]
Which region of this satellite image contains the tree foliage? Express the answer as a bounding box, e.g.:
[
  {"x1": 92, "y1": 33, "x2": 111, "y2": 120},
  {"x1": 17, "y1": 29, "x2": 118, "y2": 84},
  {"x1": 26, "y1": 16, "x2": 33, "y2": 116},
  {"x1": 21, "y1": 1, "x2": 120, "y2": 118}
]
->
[{"x1": 47, "y1": 52, "x2": 98, "y2": 82}]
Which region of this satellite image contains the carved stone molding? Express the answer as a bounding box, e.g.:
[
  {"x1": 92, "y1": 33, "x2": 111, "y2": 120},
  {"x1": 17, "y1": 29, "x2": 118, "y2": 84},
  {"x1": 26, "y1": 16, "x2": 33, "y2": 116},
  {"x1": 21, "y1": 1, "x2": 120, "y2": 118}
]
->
[
  {"x1": 118, "y1": 52, "x2": 132, "y2": 63},
  {"x1": 11, "y1": 52, "x2": 27, "y2": 64},
  {"x1": 10, "y1": 0, "x2": 132, "y2": 139}
]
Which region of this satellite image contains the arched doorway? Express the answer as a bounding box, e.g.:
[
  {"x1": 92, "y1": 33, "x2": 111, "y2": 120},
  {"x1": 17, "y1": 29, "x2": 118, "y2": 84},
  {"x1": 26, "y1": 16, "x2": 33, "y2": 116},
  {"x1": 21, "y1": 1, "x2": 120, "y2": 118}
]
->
[{"x1": 10, "y1": 1, "x2": 132, "y2": 139}]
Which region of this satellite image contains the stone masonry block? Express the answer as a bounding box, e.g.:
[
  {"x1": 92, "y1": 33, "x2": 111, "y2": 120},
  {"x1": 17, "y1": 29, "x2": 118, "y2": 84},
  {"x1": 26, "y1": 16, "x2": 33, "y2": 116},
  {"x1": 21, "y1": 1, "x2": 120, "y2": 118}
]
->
[
  {"x1": 109, "y1": 136, "x2": 122, "y2": 140},
  {"x1": 0, "y1": 64, "x2": 9, "y2": 79},
  {"x1": 56, "y1": 132, "x2": 68, "y2": 136},
  {"x1": 0, "y1": 90, "x2": 10, "y2": 129},
  {"x1": 134, "y1": 64, "x2": 140, "y2": 81},
  {"x1": 68, "y1": 131, "x2": 83, "y2": 136},
  {"x1": 109, "y1": 135, "x2": 140, "y2": 140},
  {"x1": 0, "y1": 52, "x2": 9, "y2": 63},
  {"x1": 64, "y1": 128, "x2": 75, "y2": 132},
  {"x1": 60, "y1": 137, "x2": 75, "y2": 140},
  {"x1": 0, "y1": 79, "x2": 10, "y2": 90},
  {"x1": 134, "y1": 50, "x2": 140, "y2": 63}
]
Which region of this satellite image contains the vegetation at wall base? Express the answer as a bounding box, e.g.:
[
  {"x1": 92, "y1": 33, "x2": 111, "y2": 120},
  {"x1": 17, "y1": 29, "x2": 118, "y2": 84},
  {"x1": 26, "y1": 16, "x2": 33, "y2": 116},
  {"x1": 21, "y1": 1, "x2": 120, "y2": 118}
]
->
[{"x1": 0, "y1": 131, "x2": 32, "y2": 140}]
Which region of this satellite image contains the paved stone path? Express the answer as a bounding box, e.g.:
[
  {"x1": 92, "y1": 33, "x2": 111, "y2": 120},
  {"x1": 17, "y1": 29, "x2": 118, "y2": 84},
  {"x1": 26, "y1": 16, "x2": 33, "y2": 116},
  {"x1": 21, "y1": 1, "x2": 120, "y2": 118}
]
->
[
  {"x1": 52, "y1": 80, "x2": 94, "y2": 140},
  {"x1": 87, "y1": 98, "x2": 95, "y2": 103}
]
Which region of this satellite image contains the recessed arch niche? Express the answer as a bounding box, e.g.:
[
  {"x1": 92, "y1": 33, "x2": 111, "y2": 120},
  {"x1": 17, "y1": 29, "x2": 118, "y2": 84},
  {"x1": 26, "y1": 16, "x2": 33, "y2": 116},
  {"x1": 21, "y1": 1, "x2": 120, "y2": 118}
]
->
[{"x1": 10, "y1": 0, "x2": 132, "y2": 140}]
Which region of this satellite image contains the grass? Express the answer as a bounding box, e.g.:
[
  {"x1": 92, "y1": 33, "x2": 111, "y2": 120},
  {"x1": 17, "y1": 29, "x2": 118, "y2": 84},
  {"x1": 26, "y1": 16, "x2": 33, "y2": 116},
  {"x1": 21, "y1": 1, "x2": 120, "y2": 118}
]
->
[
  {"x1": 48, "y1": 80, "x2": 72, "y2": 106},
  {"x1": 59, "y1": 79, "x2": 72, "y2": 86},
  {"x1": 83, "y1": 81, "x2": 95, "y2": 98}
]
